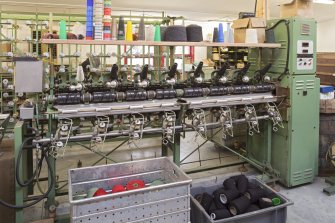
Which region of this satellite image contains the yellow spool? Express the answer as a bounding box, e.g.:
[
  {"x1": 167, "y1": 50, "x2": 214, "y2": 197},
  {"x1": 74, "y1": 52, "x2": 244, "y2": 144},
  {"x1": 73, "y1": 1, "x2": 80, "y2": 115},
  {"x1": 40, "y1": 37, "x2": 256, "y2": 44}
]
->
[{"x1": 126, "y1": 21, "x2": 133, "y2": 41}]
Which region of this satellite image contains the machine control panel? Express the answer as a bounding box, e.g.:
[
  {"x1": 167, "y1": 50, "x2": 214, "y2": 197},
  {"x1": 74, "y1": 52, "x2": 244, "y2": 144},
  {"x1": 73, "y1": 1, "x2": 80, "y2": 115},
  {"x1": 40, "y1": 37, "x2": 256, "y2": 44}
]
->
[{"x1": 297, "y1": 40, "x2": 314, "y2": 71}]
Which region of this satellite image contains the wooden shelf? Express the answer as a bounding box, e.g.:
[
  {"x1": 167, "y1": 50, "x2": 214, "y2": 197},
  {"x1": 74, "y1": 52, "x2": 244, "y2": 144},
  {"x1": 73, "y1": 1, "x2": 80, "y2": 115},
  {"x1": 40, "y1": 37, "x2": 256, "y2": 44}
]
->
[
  {"x1": 41, "y1": 39, "x2": 281, "y2": 48},
  {"x1": 317, "y1": 72, "x2": 335, "y2": 76}
]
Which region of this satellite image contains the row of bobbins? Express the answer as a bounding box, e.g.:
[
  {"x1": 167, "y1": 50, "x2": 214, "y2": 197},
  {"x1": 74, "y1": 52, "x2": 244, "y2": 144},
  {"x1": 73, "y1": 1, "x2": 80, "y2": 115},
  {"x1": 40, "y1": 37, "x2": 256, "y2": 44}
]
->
[
  {"x1": 103, "y1": 0, "x2": 112, "y2": 40},
  {"x1": 94, "y1": 0, "x2": 104, "y2": 40}
]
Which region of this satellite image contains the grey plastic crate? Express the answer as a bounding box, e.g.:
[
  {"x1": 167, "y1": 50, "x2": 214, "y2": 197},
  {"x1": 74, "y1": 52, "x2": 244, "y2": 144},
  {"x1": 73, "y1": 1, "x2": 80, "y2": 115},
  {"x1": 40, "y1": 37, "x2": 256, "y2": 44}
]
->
[
  {"x1": 68, "y1": 157, "x2": 192, "y2": 223},
  {"x1": 190, "y1": 177, "x2": 293, "y2": 223}
]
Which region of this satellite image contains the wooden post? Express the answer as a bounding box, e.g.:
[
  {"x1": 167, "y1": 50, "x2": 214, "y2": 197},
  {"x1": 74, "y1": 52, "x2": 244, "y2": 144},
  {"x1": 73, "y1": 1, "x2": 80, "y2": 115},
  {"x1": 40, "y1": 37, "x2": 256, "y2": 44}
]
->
[{"x1": 256, "y1": 0, "x2": 270, "y2": 20}]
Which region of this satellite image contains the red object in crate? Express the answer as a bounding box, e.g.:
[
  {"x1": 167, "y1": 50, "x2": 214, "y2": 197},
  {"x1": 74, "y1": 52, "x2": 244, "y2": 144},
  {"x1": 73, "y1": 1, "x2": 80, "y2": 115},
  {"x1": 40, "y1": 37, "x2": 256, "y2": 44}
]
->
[
  {"x1": 112, "y1": 184, "x2": 126, "y2": 193},
  {"x1": 93, "y1": 188, "x2": 108, "y2": 197},
  {"x1": 126, "y1": 180, "x2": 145, "y2": 191}
]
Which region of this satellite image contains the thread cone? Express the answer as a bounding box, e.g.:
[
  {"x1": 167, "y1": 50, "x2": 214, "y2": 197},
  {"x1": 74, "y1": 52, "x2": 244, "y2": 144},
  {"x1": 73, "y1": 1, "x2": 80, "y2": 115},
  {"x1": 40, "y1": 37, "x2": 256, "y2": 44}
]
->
[
  {"x1": 126, "y1": 21, "x2": 133, "y2": 41},
  {"x1": 138, "y1": 18, "x2": 145, "y2": 41},
  {"x1": 154, "y1": 25, "x2": 161, "y2": 42}
]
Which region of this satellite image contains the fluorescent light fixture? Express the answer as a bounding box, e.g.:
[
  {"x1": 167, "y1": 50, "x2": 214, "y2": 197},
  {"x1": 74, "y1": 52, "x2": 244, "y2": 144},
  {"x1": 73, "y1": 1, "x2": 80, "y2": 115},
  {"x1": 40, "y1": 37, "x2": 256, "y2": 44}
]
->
[{"x1": 313, "y1": 0, "x2": 335, "y2": 4}]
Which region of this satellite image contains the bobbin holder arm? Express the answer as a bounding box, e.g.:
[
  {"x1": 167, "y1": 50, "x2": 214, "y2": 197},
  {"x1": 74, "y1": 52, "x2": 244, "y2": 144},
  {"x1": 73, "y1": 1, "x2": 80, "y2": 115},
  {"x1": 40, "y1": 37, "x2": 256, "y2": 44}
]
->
[
  {"x1": 110, "y1": 64, "x2": 119, "y2": 81},
  {"x1": 134, "y1": 65, "x2": 150, "y2": 88},
  {"x1": 211, "y1": 63, "x2": 229, "y2": 80},
  {"x1": 186, "y1": 62, "x2": 205, "y2": 84},
  {"x1": 254, "y1": 63, "x2": 272, "y2": 83},
  {"x1": 162, "y1": 63, "x2": 178, "y2": 79},
  {"x1": 134, "y1": 64, "x2": 149, "y2": 81},
  {"x1": 235, "y1": 62, "x2": 251, "y2": 84},
  {"x1": 193, "y1": 61, "x2": 204, "y2": 78}
]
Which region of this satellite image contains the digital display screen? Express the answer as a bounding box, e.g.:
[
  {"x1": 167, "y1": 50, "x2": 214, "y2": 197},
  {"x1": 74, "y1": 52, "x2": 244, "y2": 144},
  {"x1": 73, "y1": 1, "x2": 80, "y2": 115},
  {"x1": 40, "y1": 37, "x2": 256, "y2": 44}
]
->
[{"x1": 302, "y1": 42, "x2": 309, "y2": 47}]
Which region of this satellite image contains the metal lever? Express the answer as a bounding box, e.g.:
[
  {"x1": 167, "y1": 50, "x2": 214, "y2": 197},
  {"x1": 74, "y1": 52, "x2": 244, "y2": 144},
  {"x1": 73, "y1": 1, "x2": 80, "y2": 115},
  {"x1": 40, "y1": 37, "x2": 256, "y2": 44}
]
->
[
  {"x1": 162, "y1": 111, "x2": 176, "y2": 145},
  {"x1": 266, "y1": 102, "x2": 284, "y2": 132},
  {"x1": 129, "y1": 113, "x2": 145, "y2": 141},
  {"x1": 211, "y1": 63, "x2": 229, "y2": 85},
  {"x1": 162, "y1": 63, "x2": 178, "y2": 86},
  {"x1": 90, "y1": 116, "x2": 110, "y2": 151},
  {"x1": 106, "y1": 64, "x2": 119, "y2": 89},
  {"x1": 192, "y1": 109, "x2": 207, "y2": 139},
  {"x1": 220, "y1": 106, "x2": 234, "y2": 139},
  {"x1": 135, "y1": 65, "x2": 149, "y2": 88},
  {"x1": 254, "y1": 63, "x2": 272, "y2": 83},
  {"x1": 244, "y1": 104, "x2": 260, "y2": 136},
  {"x1": 51, "y1": 118, "x2": 73, "y2": 158},
  {"x1": 188, "y1": 62, "x2": 205, "y2": 84},
  {"x1": 236, "y1": 62, "x2": 251, "y2": 84}
]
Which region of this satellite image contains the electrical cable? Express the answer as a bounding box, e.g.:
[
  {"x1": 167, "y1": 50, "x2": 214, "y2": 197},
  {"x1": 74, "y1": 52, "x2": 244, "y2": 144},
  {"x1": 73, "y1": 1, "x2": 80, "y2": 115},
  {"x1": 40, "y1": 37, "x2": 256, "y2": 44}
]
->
[
  {"x1": 265, "y1": 19, "x2": 290, "y2": 81},
  {"x1": 35, "y1": 156, "x2": 47, "y2": 194},
  {"x1": 16, "y1": 137, "x2": 43, "y2": 187},
  {"x1": 0, "y1": 148, "x2": 54, "y2": 209}
]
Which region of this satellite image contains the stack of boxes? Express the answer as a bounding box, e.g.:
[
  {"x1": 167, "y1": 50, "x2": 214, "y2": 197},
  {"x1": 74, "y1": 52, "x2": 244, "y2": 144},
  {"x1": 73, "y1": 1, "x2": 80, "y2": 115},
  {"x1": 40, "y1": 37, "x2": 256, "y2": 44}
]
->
[
  {"x1": 103, "y1": 0, "x2": 112, "y2": 40},
  {"x1": 86, "y1": 0, "x2": 94, "y2": 40},
  {"x1": 94, "y1": 0, "x2": 104, "y2": 40}
]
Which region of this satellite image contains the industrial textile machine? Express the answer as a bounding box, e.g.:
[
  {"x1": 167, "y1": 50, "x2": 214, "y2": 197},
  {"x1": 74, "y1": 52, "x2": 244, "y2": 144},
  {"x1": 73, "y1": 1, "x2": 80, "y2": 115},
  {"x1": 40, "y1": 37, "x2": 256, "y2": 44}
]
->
[{"x1": 1, "y1": 17, "x2": 319, "y2": 221}]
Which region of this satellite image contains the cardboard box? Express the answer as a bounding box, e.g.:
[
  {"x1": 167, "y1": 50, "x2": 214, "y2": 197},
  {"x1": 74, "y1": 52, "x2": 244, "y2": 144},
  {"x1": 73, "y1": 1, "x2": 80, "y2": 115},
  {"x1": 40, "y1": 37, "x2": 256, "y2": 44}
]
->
[
  {"x1": 280, "y1": 0, "x2": 313, "y2": 18},
  {"x1": 0, "y1": 138, "x2": 13, "y2": 152},
  {"x1": 232, "y1": 18, "x2": 266, "y2": 43},
  {"x1": 0, "y1": 43, "x2": 11, "y2": 52}
]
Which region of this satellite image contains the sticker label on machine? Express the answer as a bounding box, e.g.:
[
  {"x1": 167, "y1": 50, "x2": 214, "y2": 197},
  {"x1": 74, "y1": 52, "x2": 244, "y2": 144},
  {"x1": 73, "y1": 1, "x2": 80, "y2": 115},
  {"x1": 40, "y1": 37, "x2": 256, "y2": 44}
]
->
[{"x1": 297, "y1": 40, "x2": 314, "y2": 71}]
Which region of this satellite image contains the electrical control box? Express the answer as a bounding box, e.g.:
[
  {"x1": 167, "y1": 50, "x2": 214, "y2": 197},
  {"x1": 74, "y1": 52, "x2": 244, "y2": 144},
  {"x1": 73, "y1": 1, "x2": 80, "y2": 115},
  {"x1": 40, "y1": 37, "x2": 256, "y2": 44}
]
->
[
  {"x1": 296, "y1": 40, "x2": 314, "y2": 71},
  {"x1": 262, "y1": 18, "x2": 317, "y2": 75},
  {"x1": 15, "y1": 61, "x2": 44, "y2": 93}
]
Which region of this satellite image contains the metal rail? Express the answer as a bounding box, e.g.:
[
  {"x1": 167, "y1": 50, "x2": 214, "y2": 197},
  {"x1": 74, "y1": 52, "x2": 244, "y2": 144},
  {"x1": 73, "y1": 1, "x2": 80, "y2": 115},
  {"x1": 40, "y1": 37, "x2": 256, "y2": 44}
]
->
[{"x1": 33, "y1": 116, "x2": 270, "y2": 144}]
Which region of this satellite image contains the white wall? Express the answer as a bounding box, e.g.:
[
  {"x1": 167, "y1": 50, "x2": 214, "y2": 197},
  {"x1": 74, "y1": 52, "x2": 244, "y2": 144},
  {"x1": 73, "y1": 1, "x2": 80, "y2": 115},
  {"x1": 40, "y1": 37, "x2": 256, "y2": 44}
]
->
[{"x1": 317, "y1": 19, "x2": 335, "y2": 52}]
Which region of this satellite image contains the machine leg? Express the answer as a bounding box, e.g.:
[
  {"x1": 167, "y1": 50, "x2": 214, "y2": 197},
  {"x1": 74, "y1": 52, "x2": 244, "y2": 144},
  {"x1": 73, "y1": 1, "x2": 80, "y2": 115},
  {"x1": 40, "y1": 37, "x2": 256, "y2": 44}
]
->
[
  {"x1": 162, "y1": 142, "x2": 168, "y2": 157},
  {"x1": 14, "y1": 121, "x2": 23, "y2": 223},
  {"x1": 173, "y1": 133, "x2": 181, "y2": 166}
]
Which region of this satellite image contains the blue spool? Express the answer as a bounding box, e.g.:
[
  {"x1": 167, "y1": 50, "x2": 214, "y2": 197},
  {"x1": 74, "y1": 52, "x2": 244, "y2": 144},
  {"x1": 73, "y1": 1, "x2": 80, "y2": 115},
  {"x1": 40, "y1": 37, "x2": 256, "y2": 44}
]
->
[
  {"x1": 86, "y1": 0, "x2": 94, "y2": 36},
  {"x1": 87, "y1": 0, "x2": 93, "y2": 6},
  {"x1": 218, "y1": 23, "x2": 224, "y2": 43},
  {"x1": 86, "y1": 31, "x2": 93, "y2": 37}
]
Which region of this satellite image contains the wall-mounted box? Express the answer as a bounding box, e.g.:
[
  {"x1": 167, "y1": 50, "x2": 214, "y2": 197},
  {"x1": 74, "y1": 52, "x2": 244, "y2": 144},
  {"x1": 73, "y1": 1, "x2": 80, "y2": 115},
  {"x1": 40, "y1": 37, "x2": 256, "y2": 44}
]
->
[{"x1": 15, "y1": 61, "x2": 44, "y2": 93}]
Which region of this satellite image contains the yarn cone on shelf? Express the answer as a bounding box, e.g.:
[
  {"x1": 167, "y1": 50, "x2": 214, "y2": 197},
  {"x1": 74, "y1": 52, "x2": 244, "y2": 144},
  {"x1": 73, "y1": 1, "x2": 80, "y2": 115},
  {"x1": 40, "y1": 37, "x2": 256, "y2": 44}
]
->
[
  {"x1": 118, "y1": 16, "x2": 125, "y2": 40},
  {"x1": 213, "y1": 27, "x2": 219, "y2": 42},
  {"x1": 111, "y1": 18, "x2": 117, "y2": 40},
  {"x1": 218, "y1": 23, "x2": 224, "y2": 43},
  {"x1": 126, "y1": 21, "x2": 133, "y2": 41},
  {"x1": 138, "y1": 18, "x2": 145, "y2": 41},
  {"x1": 154, "y1": 25, "x2": 161, "y2": 42},
  {"x1": 59, "y1": 20, "x2": 67, "y2": 40},
  {"x1": 145, "y1": 26, "x2": 155, "y2": 41}
]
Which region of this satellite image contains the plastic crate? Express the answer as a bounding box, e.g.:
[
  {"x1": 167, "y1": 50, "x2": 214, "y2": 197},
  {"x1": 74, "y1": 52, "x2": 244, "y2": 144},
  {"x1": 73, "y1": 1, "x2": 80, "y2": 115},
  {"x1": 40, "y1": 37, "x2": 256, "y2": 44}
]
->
[
  {"x1": 190, "y1": 177, "x2": 293, "y2": 223},
  {"x1": 68, "y1": 157, "x2": 192, "y2": 223}
]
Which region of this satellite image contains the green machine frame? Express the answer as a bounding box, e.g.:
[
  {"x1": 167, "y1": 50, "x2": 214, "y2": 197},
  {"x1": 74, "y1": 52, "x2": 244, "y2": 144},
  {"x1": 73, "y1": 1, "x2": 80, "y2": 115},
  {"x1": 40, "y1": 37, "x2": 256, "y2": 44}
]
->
[
  {"x1": 266, "y1": 18, "x2": 319, "y2": 187},
  {"x1": 214, "y1": 18, "x2": 319, "y2": 187}
]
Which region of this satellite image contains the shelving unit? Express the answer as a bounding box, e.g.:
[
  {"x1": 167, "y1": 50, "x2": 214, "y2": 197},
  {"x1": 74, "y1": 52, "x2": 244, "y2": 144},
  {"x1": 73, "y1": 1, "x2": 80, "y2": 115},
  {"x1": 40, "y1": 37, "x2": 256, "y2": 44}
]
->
[
  {"x1": 212, "y1": 46, "x2": 249, "y2": 68},
  {"x1": 41, "y1": 39, "x2": 281, "y2": 48}
]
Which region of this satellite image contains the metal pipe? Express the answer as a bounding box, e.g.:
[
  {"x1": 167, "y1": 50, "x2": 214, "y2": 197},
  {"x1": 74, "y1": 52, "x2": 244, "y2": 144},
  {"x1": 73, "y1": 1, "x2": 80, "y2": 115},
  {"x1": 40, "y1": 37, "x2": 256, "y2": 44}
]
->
[
  {"x1": 33, "y1": 116, "x2": 269, "y2": 144},
  {"x1": 220, "y1": 144, "x2": 264, "y2": 170}
]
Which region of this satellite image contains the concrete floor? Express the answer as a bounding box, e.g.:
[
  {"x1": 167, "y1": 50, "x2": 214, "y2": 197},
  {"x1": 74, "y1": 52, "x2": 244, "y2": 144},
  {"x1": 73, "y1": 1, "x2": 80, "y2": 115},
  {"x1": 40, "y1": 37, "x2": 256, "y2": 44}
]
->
[{"x1": 23, "y1": 132, "x2": 335, "y2": 223}]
